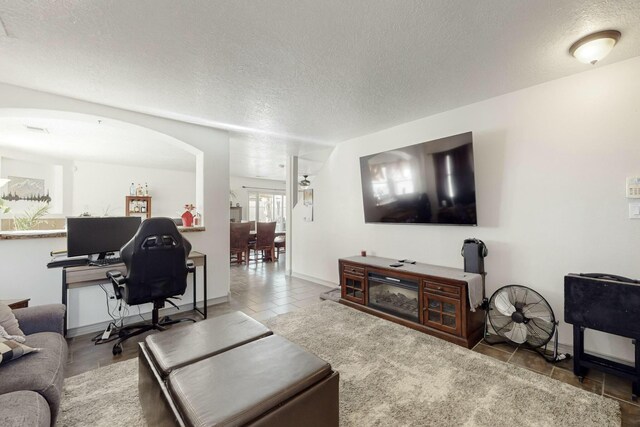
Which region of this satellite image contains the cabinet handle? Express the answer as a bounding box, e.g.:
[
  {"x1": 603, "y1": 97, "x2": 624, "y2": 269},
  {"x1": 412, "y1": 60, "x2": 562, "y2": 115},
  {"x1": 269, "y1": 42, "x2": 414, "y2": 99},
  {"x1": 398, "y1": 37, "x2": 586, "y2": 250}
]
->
[{"x1": 437, "y1": 286, "x2": 443, "y2": 290}]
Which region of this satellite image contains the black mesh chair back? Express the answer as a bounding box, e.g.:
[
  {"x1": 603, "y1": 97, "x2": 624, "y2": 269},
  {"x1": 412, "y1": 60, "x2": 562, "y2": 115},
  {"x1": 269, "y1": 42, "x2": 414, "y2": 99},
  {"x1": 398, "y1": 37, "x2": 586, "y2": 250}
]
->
[{"x1": 120, "y1": 217, "x2": 192, "y2": 305}]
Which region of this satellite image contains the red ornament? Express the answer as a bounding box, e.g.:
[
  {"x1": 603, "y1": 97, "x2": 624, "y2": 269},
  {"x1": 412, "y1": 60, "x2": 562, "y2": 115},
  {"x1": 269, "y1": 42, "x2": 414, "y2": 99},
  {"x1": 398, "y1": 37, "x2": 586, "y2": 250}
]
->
[{"x1": 181, "y1": 210, "x2": 194, "y2": 227}]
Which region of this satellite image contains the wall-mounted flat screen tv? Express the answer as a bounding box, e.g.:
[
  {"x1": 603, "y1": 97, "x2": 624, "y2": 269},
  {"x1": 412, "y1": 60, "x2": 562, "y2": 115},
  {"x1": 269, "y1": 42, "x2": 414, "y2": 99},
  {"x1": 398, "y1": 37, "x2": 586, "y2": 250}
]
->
[{"x1": 360, "y1": 132, "x2": 477, "y2": 225}]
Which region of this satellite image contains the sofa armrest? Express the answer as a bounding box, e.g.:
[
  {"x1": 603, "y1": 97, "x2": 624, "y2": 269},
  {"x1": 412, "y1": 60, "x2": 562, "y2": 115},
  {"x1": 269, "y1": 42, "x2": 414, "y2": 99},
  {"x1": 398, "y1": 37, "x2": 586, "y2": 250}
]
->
[{"x1": 12, "y1": 304, "x2": 66, "y2": 336}]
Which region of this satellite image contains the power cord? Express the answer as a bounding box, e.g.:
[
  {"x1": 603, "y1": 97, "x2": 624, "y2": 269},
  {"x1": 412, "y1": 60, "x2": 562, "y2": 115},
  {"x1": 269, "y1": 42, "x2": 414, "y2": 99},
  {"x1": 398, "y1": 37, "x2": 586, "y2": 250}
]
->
[{"x1": 92, "y1": 283, "x2": 149, "y2": 345}]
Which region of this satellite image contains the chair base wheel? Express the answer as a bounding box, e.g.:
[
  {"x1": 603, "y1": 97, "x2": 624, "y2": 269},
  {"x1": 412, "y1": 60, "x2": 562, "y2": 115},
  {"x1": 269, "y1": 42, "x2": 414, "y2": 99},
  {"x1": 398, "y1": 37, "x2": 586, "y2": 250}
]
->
[{"x1": 112, "y1": 344, "x2": 123, "y2": 355}]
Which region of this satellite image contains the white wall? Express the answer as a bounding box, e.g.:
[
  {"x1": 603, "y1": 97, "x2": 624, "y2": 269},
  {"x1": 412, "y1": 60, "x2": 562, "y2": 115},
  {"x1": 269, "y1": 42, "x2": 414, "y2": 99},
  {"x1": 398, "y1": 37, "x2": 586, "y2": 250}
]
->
[
  {"x1": 73, "y1": 161, "x2": 196, "y2": 218},
  {"x1": 0, "y1": 83, "x2": 230, "y2": 331},
  {"x1": 292, "y1": 56, "x2": 640, "y2": 362},
  {"x1": 229, "y1": 175, "x2": 286, "y2": 220}
]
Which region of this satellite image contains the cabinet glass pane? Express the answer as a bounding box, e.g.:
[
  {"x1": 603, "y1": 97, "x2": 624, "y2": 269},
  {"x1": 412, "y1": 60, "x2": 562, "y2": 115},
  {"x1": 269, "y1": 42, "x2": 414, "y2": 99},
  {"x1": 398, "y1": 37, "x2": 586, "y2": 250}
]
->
[
  {"x1": 346, "y1": 278, "x2": 362, "y2": 290},
  {"x1": 354, "y1": 290, "x2": 363, "y2": 299},
  {"x1": 443, "y1": 315, "x2": 456, "y2": 328},
  {"x1": 428, "y1": 300, "x2": 441, "y2": 310},
  {"x1": 428, "y1": 311, "x2": 441, "y2": 323},
  {"x1": 443, "y1": 302, "x2": 456, "y2": 314}
]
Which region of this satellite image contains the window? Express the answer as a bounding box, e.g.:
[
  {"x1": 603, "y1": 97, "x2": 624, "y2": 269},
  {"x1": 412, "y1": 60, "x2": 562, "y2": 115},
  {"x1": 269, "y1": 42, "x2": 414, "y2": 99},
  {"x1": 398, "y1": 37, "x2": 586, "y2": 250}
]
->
[{"x1": 248, "y1": 191, "x2": 286, "y2": 232}]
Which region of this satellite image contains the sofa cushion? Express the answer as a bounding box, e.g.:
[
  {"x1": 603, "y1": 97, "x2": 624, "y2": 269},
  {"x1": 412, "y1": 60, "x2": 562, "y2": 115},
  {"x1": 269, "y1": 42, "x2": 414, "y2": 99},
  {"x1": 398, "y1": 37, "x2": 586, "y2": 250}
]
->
[
  {"x1": 0, "y1": 303, "x2": 25, "y2": 338},
  {"x1": 0, "y1": 390, "x2": 50, "y2": 427},
  {"x1": 0, "y1": 339, "x2": 38, "y2": 366},
  {"x1": 0, "y1": 332, "x2": 67, "y2": 423}
]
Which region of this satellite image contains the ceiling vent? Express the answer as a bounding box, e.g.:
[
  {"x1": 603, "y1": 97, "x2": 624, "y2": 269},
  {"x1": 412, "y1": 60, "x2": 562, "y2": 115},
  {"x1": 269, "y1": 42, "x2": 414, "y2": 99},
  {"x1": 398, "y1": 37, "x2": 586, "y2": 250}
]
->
[
  {"x1": 25, "y1": 125, "x2": 49, "y2": 134},
  {"x1": 0, "y1": 16, "x2": 9, "y2": 37}
]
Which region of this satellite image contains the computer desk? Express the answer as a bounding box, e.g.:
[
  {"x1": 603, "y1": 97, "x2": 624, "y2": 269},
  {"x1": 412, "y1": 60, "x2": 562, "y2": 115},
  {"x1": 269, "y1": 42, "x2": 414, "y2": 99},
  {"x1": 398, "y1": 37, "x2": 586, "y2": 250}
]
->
[{"x1": 61, "y1": 251, "x2": 207, "y2": 336}]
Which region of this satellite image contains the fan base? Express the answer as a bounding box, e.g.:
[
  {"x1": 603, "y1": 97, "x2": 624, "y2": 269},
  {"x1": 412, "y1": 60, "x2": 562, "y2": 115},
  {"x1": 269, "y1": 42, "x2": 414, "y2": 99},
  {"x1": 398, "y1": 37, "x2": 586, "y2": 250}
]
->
[{"x1": 483, "y1": 333, "x2": 571, "y2": 363}]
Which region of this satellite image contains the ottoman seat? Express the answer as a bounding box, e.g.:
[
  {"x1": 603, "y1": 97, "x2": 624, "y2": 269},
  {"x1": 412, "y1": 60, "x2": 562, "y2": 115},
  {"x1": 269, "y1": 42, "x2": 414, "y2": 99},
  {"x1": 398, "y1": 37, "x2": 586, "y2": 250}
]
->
[
  {"x1": 138, "y1": 311, "x2": 339, "y2": 426},
  {"x1": 168, "y1": 335, "x2": 334, "y2": 426},
  {"x1": 145, "y1": 311, "x2": 272, "y2": 377}
]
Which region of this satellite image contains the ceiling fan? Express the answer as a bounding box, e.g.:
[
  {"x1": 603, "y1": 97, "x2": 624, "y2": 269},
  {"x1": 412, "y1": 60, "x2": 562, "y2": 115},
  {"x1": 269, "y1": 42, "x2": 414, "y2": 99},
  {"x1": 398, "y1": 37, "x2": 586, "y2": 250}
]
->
[{"x1": 299, "y1": 175, "x2": 311, "y2": 188}]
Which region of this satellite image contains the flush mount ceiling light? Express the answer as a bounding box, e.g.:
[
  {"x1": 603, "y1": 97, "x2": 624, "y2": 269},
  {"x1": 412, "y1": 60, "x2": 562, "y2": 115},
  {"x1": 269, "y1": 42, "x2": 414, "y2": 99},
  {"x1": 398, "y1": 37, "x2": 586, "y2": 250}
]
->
[
  {"x1": 569, "y1": 30, "x2": 621, "y2": 65},
  {"x1": 299, "y1": 175, "x2": 311, "y2": 188}
]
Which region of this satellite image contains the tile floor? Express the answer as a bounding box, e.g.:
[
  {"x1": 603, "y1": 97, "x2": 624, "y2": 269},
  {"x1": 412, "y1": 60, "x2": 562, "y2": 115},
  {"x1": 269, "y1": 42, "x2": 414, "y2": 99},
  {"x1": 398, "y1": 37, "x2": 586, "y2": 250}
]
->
[
  {"x1": 65, "y1": 259, "x2": 330, "y2": 377},
  {"x1": 472, "y1": 341, "x2": 640, "y2": 425},
  {"x1": 66, "y1": 259, "x2": 639, "y2": 425}
]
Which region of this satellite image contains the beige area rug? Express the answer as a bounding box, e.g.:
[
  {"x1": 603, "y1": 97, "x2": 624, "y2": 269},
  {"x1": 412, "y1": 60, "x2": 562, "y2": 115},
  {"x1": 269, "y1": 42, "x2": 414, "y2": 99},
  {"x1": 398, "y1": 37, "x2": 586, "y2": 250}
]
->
[
  {"x1": 58, "y1": 301, "x2": 620, "y2": 426},
  {"x1": 264, "y1": 301, "x2": 619, "y2": 427},
  {"x1": 57, "y1": 358, "x2": 145, "y2": 427}
]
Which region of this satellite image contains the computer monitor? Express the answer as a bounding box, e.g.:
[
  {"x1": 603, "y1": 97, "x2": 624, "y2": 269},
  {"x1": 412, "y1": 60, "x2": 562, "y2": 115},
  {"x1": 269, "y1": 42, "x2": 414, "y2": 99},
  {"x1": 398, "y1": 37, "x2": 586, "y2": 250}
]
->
[{"x1": 67, "y1": 216, "x2": 142, "y2": 258}]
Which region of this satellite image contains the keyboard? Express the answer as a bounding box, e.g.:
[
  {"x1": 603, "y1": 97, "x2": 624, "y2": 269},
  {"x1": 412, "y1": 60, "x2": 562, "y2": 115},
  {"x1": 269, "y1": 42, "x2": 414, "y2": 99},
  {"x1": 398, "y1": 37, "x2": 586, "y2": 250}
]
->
[{"x1": 90, "y1": 257, "x2": 123, "y2": 266}]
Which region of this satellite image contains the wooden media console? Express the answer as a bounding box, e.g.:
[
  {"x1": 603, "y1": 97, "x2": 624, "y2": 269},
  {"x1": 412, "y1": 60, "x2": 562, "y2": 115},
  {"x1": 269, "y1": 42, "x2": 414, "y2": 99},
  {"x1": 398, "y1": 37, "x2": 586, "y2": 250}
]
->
[{"x1": 339, "y1": 256, "x2": 485, "y2": 348}]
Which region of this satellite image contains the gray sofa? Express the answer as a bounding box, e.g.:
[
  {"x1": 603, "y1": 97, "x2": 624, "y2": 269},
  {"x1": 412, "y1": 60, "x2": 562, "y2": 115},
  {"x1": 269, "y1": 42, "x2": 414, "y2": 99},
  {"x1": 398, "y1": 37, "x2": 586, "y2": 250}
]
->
[{"x1": 0, "y1": 304, "x2": 67, "y2": 427}]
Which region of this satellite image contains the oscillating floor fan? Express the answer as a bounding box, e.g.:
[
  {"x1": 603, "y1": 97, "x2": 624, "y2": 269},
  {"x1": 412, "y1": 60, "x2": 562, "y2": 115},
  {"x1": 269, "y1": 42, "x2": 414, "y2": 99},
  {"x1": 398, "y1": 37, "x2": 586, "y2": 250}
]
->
[{"x1": 484, "y1": 285, "x2": 570, "y2": 362}]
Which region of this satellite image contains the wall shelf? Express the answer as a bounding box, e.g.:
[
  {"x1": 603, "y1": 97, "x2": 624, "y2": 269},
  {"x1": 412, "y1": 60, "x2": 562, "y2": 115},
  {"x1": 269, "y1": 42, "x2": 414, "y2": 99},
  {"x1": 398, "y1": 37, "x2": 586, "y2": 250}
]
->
[{"x1": 126, "y1": 196, "x2": 152, "y2": 219}]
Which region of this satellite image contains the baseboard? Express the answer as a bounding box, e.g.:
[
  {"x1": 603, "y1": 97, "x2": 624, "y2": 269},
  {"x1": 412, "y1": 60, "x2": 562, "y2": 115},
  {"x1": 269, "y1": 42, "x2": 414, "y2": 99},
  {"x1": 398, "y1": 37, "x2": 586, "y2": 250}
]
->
[
  {"x1": 66, "y1": 295, "x2": 229, "y2": 338},
  {"x1": 291, "y1": 271, "x2": 337, "y2": 289}
]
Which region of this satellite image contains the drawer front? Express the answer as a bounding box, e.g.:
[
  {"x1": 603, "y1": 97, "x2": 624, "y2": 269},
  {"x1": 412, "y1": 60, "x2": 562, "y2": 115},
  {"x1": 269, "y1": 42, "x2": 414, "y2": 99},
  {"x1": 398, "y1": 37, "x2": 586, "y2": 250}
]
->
[
  {"x1": 423, "y1": 280, "x2": 461, "y2": 297},
  {"x1": 342, "y1": 264, "x2": 365, "y2": 277}
]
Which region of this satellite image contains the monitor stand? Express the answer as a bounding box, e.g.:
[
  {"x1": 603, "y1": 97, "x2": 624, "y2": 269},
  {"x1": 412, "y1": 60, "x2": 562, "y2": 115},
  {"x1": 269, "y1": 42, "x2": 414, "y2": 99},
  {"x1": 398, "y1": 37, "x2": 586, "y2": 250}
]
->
[{"x1": 89, "y1": 252, "x2": 111, "y2": 262}]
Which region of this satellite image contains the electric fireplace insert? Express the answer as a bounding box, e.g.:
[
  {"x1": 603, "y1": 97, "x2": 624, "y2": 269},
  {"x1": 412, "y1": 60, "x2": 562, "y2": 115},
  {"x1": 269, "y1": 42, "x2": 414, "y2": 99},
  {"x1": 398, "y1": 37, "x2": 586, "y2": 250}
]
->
[{"x1": 367, "y1": 272, "x2": 419, "y2": 322}]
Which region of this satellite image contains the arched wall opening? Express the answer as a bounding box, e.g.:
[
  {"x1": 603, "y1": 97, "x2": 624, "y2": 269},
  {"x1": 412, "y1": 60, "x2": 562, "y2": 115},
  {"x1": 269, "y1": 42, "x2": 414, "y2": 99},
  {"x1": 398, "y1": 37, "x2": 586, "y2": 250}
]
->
[
  {"x1": 0, "y1": 108, "x2": 204, "y2": 227},
  {"x1": 0, "y1": 83, "x2": 230, "y2": 333}
]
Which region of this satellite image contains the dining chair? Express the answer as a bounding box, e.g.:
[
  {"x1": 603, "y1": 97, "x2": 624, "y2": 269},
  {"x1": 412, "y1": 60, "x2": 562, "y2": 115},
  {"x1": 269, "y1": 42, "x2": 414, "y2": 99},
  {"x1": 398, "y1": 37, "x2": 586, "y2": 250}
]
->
[
  {"x1": 250, "y1": 222, "x2": 276, "y2": 262},
  {"x1": 274, "y1": 235, "x2": 286, "y2": 260},
  {"x1": 230, "y1": 222, "x2": 251, "y2": 263}
]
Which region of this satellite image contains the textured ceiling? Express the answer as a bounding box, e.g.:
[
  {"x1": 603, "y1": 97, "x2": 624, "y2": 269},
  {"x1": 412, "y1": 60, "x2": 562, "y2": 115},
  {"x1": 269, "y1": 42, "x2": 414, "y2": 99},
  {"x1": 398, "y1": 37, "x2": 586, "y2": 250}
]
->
[{"x1": 0, "y1": 1, "x2": 639, "y2": 179}]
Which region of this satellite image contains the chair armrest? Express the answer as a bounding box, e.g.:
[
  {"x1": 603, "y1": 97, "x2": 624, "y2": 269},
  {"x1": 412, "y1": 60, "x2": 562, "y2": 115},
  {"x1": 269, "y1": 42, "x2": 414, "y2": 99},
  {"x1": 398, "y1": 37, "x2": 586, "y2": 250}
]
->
[
  {"x1": 12, "y1": 304, "x2": 66, "y2": 336},
  {"x1": 107, "y1": 270, "x2": 125, "y2": 299},
  {"x1": 187, "y1": 260, "x2": 196, "y2": 273}
]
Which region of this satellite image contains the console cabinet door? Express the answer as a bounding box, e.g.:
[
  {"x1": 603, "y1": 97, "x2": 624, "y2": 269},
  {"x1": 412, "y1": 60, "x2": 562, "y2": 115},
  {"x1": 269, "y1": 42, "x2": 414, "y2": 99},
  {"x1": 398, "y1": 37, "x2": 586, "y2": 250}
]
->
[
  {"x1": 423, "y1": 292, "x2": 462, "y2": 336},
  {"x1": 342, "y1": 274, "x2": 366, "y2": 304}
]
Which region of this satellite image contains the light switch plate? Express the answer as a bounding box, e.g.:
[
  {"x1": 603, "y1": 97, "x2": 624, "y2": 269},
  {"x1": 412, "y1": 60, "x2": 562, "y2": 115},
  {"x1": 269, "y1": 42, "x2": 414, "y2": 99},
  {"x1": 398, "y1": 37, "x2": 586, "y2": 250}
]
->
[
  {"x1": 629, "y1": 202, "x2": 640, "y2": 219},
  {"x1": 626, "y1": 177, "x2": 640, "y2": 198}
]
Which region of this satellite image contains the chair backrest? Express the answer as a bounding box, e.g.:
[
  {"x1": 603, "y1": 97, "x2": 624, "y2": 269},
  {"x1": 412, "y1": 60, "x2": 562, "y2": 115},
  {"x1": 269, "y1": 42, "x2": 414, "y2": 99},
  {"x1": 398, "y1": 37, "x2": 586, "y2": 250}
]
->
[
  {"x1": 120, "y1": 217, "x2": 192, "y2": 305},
  {"x1": 255, "y1": 222, "x2": 276, "y2": 248},
  {"x1": 230, "y1": 222, "x2": 251, "y2": 252}
]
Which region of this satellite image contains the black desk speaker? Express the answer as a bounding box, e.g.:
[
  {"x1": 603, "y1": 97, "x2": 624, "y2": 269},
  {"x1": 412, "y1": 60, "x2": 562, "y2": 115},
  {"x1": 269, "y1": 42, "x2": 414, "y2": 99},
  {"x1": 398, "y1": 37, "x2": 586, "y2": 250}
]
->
[{"x1": 461, "y1": 238, "x2": 487, "y2": 275}]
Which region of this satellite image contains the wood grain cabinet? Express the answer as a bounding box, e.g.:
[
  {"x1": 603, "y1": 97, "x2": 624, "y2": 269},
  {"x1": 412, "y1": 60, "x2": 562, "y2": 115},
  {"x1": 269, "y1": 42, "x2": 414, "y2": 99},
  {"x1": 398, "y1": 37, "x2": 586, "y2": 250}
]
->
[
  {"x1": 339, "y1": 256, "x2": 484, "y2": 348},
  {"x1": 341, "y1": 263, "x2": 365, "y2": 304}
]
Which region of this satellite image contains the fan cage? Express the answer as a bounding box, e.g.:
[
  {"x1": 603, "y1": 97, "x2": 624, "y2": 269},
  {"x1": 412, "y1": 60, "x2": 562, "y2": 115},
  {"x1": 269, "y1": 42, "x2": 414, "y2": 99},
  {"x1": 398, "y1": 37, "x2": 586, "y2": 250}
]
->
[{"x1": 487, "y1": 285, "x2": 556, "y2": 348}]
